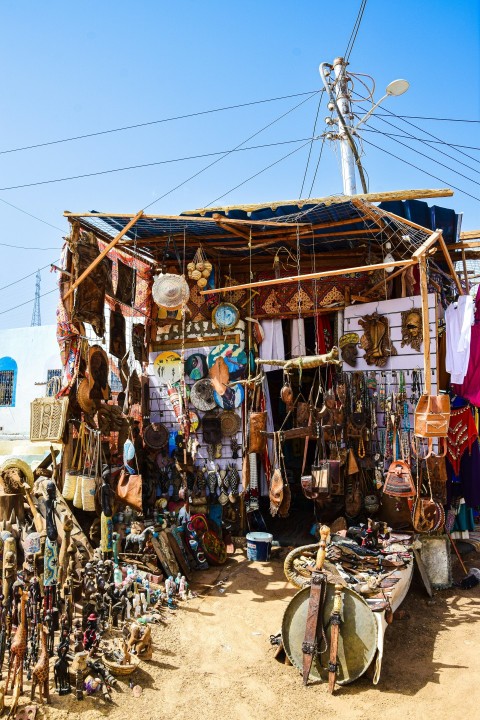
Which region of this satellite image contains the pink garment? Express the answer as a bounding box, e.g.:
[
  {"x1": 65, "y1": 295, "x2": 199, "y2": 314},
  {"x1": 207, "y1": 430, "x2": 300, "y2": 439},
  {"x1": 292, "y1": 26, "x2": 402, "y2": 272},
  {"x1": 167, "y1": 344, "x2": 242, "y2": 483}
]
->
[{"x1": 453, "y1": 286, "x2": 480, "y2": 405}]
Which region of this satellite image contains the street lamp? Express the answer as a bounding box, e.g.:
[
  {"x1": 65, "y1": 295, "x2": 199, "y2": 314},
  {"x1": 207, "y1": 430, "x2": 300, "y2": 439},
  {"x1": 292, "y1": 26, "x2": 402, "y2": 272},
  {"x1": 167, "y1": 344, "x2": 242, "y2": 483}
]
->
[{"x1": 353, "y1": 79, "x2": 410, "y2": 130}]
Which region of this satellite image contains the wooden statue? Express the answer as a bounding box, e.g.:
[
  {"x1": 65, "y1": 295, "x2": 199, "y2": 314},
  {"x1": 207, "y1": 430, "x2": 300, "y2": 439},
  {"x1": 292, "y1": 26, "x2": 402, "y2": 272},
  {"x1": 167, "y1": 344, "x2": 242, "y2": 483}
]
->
[
  {"x1": 58, "y1": 514, "x2": 74, "y2": 591},
  {"x1": 2, "y1": 537, "x2": 17, "y2": 609},
  {"x1": 30, "y1": 624, "x2": 51, "y2": 704},
  {"x1": 401, "y1": 308, "x2": 423, "y2": 351},
  {"x1": 6, "y1": 587, "x2": 28, "y2": 694},
  {"x1": 256, "y1": 347, "x2": 340, "y2": 371},
  {"x1": 358, "y1": 312, "x2": 397, "y2": 368}
]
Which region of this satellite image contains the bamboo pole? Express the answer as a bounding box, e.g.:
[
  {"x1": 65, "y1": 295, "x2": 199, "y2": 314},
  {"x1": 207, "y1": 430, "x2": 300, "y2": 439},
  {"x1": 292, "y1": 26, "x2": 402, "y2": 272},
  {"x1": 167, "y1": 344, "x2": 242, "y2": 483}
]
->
[
  {"x1": 418, "y1": 255, "x2": 432, "y2": 394},
  {"x1": 199, "y1": 259, "x2": 415, "y2": 295},
  {"x1": 364, "y1": 263, "x2": 410, "y2": 297},
  {"x1": 63, "y1": 210, "x2": 144, "y2": 300},
  {"x1": 436, "y1": 232, "x2": 464, "y2": 295},
  {"x1": 461, "y1": 249, "x2": 470, "y2": 293},
  {"x1": 183, "y1": 188, "x2": 454, "y2": 216}
]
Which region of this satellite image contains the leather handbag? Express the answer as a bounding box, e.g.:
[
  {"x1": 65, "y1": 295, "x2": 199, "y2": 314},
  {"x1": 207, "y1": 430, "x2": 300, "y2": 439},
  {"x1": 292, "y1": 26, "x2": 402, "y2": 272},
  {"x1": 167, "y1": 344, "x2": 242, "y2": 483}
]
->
[
  {"x1": 414, "y1": 393, "x2": 450, "y2": 438},
  {"x1": 345, "y1": 478, "x2": 362, "y2": 517},
  {"x1": 383, "y1": 459, "x2": 416, "y2": 498},
  {"x1": 426, "y1": 455, "x2": 448, "y2": 504},
  {"x1": 328, "y1": 459, "x2": 344, "y2": 495},
  {"x1": 116, "y1": 468, "x2": 143, "y2": 512},
  {"x1": 249, "y1": 411, "x2": 267, "y2": 453},
  {"x1": 296, "y1": 401, "x2": 311, "y2": 428}
]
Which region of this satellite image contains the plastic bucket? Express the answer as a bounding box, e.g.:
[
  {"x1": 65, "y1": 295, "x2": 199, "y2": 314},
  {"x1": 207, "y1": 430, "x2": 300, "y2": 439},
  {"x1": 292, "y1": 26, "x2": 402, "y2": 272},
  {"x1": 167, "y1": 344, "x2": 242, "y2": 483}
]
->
[{"x1": 246, "y1": 532, "x2": 273, "y2": 562}]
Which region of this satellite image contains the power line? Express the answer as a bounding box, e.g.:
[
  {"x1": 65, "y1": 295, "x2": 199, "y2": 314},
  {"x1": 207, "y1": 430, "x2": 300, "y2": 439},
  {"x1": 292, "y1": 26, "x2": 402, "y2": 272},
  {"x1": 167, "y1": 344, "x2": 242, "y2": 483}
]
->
[
  {"x1": 143, "y1": 91, "x2": 319, "y2": 211},
  {"x1": 0, "y1": 241, "x2": 61, "y2": 250},
  {"x1": 345, "y1": 0, "x2": 368, "y2": 61},
  {"x1": 0, "y1": 134, "x2": 319, "y2": 192},
  {"x1": 354, "y1": 95, "x2": 480, "y2": 172},
  {"x1": 362, "y1": 127, "x2": 480, "y2": 151},
  {"x1": 363, "y1": 121, "x2": 480, "y2": 186},
  {"x1": 0, "y1": 288, "x2": 57, "y2": 317},
  {"x1": 375, "y1": 113, "x2": 480, "y2": 124},
  {"x1": 361, "y1": 136, "x2": 480, "y2": 203},
  {"x1": 308, "y1": 134, "x2": 327, "y2": 197},
  {"x1": 362, "y1": 125, "x2": 480, "y2": 190},
  {"x1": 0, "y1": 260, "x2": 60, "y2": 293},
  {"x1": 299, "y1": 90, "x2": 325, "y2": 198},
  {"x1": 0, "y1": 197, "x2": 65, "y2": 232},
  {"x1": 373, "y1": 103, "x2": 480, "y2": 167},
  {"x1": 0, "y1": 91, "x2": 318, "y2": 157},
  {"x1": 206, "y1": 138, "x2": 317, "y2": 207}
]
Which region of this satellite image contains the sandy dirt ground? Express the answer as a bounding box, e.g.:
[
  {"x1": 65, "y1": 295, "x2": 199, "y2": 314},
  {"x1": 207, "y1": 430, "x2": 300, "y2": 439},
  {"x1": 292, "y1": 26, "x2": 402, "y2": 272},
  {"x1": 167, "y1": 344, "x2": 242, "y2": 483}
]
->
[{"x1": 8, "y1": 548, "x2": 480, "y2": 720}]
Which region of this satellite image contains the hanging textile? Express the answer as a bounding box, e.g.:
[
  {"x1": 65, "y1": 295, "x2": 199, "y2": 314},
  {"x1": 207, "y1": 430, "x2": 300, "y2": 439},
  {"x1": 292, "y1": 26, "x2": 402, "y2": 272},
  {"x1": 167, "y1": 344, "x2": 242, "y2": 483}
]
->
[
  {"x1": 452, "y1": 286, "x2": 480, "y2": 405},
  {"x1": 445, "y1": 294, "x2": 474, "y2": 384},
  {"x1": 71, "y1": 230, "x2": 109, "y2": 337},
  {"x1": 290, "y1": 318, "x2": 306, "y2": 357},
  {"x1": 259, "y1": 320, "x2": 285, "y2": 372},
  {"x1": 109, "y1": 304, "x2": 127, "y2": 359},
  {"x1": 116, "y1": 260, "x2": 136, "y2": 306},
  {"x1": 446, "y1": 404, "x2": 478, "y2": 476},
  {"x1": 315, "y1": 315, "x2": 333, "y2": 354}
]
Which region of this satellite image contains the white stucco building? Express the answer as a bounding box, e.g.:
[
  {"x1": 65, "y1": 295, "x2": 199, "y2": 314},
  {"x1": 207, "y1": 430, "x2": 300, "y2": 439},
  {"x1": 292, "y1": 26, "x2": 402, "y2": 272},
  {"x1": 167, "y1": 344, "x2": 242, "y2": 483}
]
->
[{"x1": 0, "y1": 324, "x2": 61, "y2": 441}]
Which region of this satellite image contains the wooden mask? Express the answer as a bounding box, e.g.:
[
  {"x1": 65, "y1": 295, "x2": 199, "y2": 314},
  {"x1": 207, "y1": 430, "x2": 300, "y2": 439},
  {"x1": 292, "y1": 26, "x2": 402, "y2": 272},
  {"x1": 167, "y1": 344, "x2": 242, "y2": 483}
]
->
[{"x1": 358, "y1": 312, "x2": 397, "y2": 368}]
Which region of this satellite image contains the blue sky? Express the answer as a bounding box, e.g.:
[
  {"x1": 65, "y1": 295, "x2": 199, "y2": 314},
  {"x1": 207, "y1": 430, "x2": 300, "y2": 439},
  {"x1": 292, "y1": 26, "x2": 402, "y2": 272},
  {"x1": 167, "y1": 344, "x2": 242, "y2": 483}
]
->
[{"x1": 0, "y1": 0, "x2": 478, "y2": 328}]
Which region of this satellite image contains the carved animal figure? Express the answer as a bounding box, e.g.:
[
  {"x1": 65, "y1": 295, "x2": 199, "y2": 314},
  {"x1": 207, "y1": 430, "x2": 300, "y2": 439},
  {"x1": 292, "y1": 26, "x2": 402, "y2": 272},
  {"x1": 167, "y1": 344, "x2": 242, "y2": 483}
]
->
[
  {"x1": 6, "y1": 588, "x2": 28, "y2": 694},
  {"x1": 127, "y1": 623, "x2": 152, "y2": 659},
  {"x1": 58, "y1": 514, "x2": 74, "y2": 591},
  {"x1": 256, "y1": 347, "x2": 340, "y2": 371},
  {"x1": 30, "y1": 625, "x2": 51, "y2": 704},
  {"x1": 124, "y1": 527, "x2": 153, "y2": 554}
]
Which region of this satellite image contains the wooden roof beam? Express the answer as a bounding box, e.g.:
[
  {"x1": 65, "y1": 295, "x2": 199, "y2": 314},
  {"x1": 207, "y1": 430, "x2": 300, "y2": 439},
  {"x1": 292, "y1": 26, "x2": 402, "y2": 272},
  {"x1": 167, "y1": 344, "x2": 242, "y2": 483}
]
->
[
  {"x1": 199, "y1": 258, "x2": 415, "y2": 295},
  {"x1": 184, "y1": 188, "x2": 454, "y2": 216}
]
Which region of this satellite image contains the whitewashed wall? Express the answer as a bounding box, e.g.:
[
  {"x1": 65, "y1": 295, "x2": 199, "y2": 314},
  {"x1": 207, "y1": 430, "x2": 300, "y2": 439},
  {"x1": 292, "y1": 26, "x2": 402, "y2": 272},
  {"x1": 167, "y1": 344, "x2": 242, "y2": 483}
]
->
[
  {"x1": 0, "y1": 325, "x2": 61, "y2": 439},
  {"x1": 343, "y1": 294, "x2": 437, "y2": 384}
]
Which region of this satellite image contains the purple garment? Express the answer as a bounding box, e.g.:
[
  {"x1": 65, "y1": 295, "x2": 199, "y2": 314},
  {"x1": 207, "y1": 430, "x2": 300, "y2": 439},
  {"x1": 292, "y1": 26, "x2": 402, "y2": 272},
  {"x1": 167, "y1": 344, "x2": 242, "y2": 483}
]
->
[
  {"x1": 453, "y1": 286, "x2": 480, "y2": 405},
  {"x1": 446, "y1": 439, "x2": 480, "y2": 507}
]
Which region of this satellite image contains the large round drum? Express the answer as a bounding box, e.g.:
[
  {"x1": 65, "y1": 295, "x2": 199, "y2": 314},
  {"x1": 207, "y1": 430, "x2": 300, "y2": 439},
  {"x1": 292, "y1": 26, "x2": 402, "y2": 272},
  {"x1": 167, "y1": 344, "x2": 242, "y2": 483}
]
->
[{"x1": 282, "y1": 583, "x2": 377, "y2": 685}]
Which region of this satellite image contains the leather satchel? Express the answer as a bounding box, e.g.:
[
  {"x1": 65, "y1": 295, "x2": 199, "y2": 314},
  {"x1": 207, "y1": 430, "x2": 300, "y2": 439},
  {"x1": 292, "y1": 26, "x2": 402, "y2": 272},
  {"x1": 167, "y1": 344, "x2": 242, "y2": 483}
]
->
[
  {"x1": 383, "y1": 459, "x2": 416, "y2": 498},
  {"x1": 426, "y1": 455, "x2": 448, "y2": 504},
  {"x1": 414, "y1": 393, "x2": 450, "y2": 438},
  {"x1": 328, "y1": 459, "x2": 344, "y2": 496},
  {"x1": 249, "y1": 411, "x2": 267, "y2": 453},
  {"x1": 296, "y1": 401, "x2": 311, "y2": 428},
  {"x1": 116, "y1": 468, "x2": 143, "y2": 512}
]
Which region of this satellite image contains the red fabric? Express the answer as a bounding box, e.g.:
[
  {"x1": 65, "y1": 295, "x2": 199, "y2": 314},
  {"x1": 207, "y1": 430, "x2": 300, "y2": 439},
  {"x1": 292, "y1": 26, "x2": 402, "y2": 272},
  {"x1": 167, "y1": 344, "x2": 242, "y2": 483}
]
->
[{"x1": 447, "y1": 406, "x2": 478, "y2": 475}]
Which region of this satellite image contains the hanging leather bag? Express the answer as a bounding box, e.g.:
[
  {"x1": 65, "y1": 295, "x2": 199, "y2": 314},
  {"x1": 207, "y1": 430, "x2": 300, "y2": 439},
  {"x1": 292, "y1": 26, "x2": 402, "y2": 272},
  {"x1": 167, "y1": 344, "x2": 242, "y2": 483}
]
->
[
  {"x1": 414, "y1": 393, "x2": 450, "y2": 438},
  {"x1": 383, "y1": 433, "x2": 416, "y2": 498},
  {"x1": 248, "y1": 411, "x2": 267, "y2": 453},
  {"x1": 116, "y1": 468, "x2": 143, "y2": 512}
]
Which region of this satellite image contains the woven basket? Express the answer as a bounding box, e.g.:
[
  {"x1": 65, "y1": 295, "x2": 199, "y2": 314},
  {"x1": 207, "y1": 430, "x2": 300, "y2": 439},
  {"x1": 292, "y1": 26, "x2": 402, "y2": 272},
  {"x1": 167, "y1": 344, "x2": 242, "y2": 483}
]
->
[
  {"x1": 30, "y1": 395, "x2": 69, "y2": 443},
  {"x1": 63, "y1": 471, "x2": 78, "y2": 501},
  {"x1": 73, "y1": 473, "x2": 84, "y2": 508},
  {"x1": 81, "y1": 474, "x2": 97, "y2": 512},
  {"x1": 102, "y1": 654, "x2": 140, "y2": 676}
]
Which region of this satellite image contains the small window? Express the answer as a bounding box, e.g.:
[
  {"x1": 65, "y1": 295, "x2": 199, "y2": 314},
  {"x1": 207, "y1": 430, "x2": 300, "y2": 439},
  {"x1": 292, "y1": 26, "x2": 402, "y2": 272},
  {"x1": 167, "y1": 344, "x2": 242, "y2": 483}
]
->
[
  {"x1": 0, "y1": 370, "x2": 15, "y2": 406},
  {"x1": 0, "y1": 356, "x2": 17, "y2": 407},
  {"x1": 46, "y1": 369, "x2": 62, "y2": 396}
]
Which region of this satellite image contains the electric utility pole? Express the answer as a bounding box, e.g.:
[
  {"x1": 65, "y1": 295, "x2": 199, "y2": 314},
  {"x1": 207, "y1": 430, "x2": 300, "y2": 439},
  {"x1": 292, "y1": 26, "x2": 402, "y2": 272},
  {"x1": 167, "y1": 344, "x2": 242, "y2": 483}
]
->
[{"x1": 31, "y1": 270, "x2": 41, "y2": 326}]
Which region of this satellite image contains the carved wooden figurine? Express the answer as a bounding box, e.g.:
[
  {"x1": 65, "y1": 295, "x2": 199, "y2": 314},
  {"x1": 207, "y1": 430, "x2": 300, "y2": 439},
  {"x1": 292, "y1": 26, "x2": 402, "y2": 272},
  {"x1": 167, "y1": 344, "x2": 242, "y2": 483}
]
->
[
  {"x1": 6, "y1": 587, "x2": 28, "y2": 694},
  {"x1": 31, "y1": 624, "x2": 51, "y2": 704}
]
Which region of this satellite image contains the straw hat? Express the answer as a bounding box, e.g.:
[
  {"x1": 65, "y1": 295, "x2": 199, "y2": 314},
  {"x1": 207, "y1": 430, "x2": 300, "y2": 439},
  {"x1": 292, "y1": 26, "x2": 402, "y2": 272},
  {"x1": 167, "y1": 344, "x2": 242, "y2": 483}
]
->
[
  {"x1": 77, "y1": 377, "x2": 95, "y2": 414},
  {"x1": 190, "y1": 379, "x2": 216, "y2": 411},
  {"x1": 152, "y1": 272, "x2": 190, "y2": 310},
  {"x1": 143, "y1": 423, "x2": 169, "y2": 450},
  {"x1": 220, "y1": 410, "x2": 241, "y2": 437},
  {"x1": 0, "y1": 458, "x2": 34, "y2": 491}
]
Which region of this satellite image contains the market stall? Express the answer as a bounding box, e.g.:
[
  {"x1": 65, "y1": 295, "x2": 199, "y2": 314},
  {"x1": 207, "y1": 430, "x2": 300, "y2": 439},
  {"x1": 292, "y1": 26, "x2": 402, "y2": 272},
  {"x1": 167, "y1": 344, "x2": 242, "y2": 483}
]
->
[{"x1": 1, "y1": 186, "x2": 478, "y2": 711}]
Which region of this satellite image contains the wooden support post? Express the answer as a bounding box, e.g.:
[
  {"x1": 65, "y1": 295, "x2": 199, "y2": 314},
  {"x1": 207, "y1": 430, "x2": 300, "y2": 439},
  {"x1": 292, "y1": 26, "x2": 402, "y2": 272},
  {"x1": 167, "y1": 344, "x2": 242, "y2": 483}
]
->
[
  {"x1": 418, "y1": 254, "x2": 432, "y2": 394},
  {"x1": 63, "y1": 209, "x2": 144, "y2": 300},
  {"x1": 200, "y1": 259, "x2": 415, "y2": 295},
  {"x1": 436, "y1": 232, "x2": 464, "y2": 295},
  {"x1": 461, "y1": 249, "x2": 470, "y2": 294}
]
